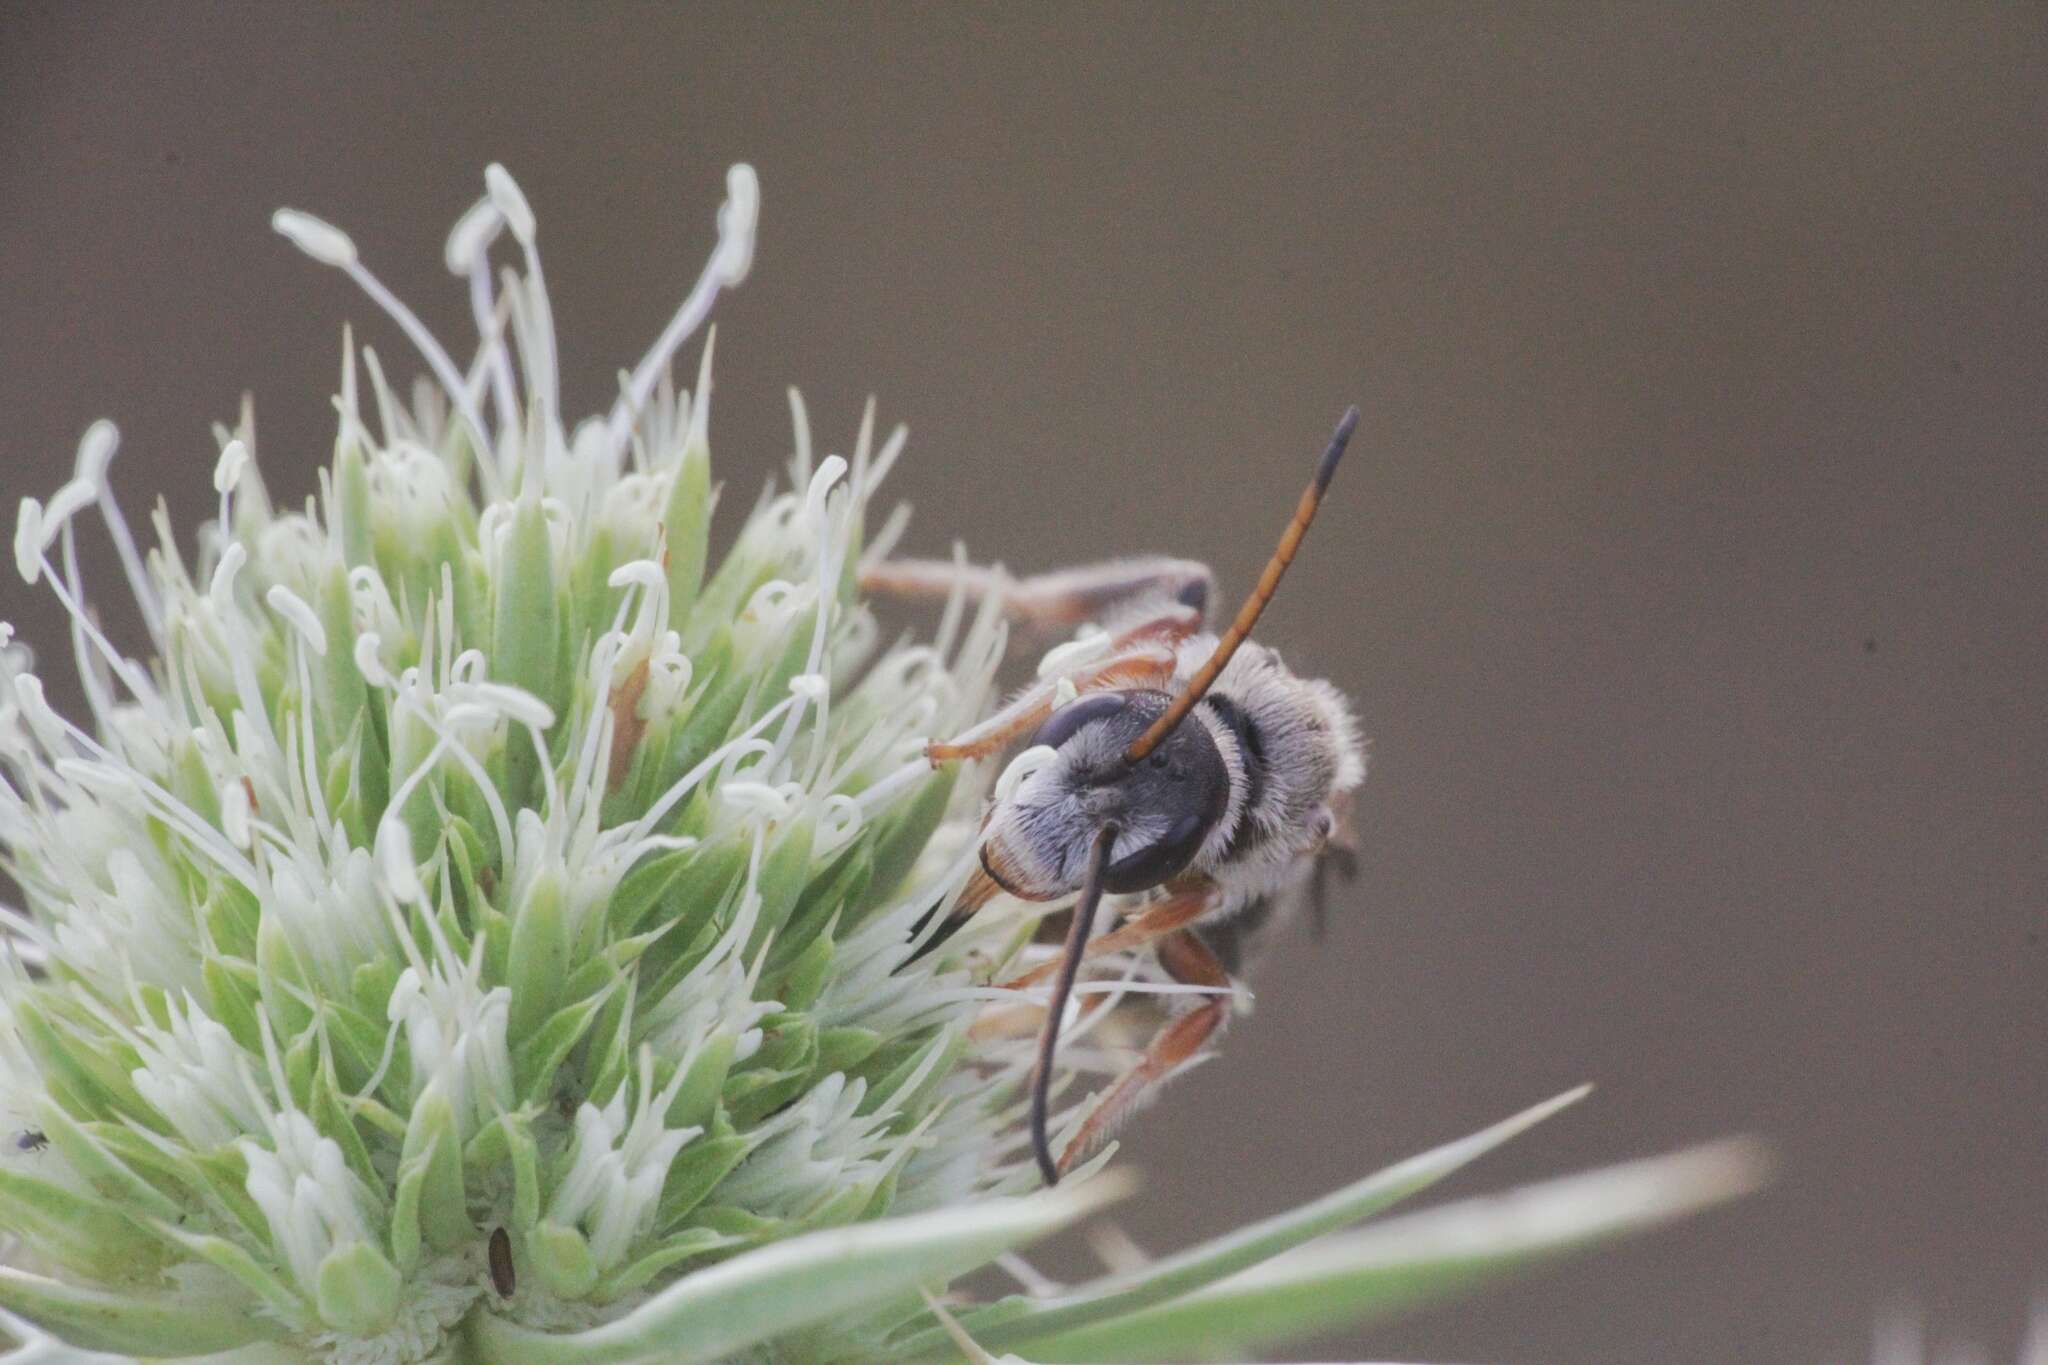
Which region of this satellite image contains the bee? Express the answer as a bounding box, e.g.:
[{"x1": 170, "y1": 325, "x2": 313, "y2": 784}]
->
[
  {"x1": 865, "y1": 408, "x2": 1364, "y2": 1183},
  {"x1": 12, "y1": 1129, "x2": 48, "y2": 1154}
]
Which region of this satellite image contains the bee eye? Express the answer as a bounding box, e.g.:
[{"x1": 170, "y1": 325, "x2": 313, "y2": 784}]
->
[
  {"x1": 1104, "y1": 808, "x2": 1213, "y2": 893},
  {"x1": 1026, "y1": 692, "x2": 1129, "y2": 751}
]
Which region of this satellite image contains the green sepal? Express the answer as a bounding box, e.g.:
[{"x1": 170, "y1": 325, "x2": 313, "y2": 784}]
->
[
  {"x1": 531, "y1": 1219, "x2": 599, "y2": 1301},
  {"x1": 515, "y1": 981, "x2": 618, "y2": 1108},
  {"x1": 466, "y1": 1108, "x2": 543, "y2": 1230},
  {"x1": 183, "y1": 1146, "x2": 274, "y2": 1247},
  {"x1": 768, "y1": 841, "x2": 871, "y2": 976},
  {"x1": 774, "y1": 930, "x2": 836, "y2": 1014},
  {"x1": 662, "y1": 440, "x2": 711, "y2": 623},
  {"x1": 664, "y1": 1031, "x2": 736, "y2": 1133},
  {"x1": 309, "y1": 1070, "x2": 381, "y2": 1193},
  {"x1": 558, "y1": 922, "x2": 665, "y2": 1008},
  {"x1": 311, "y1": 560, "x2": 367, "y2": 755},
  {"x1": 0, "y1": 1166, "x2": 162, "y2": 1281},
  {"x1": 605, "y1": 843, "x2": 696, "y2": 936},
  {"x1": 724, "y1": 1035, "x2": 819, "y2": 1129},
  {"x1": 814, "y1": 1026, "x2": 883, "y2": 1075},
  {"x1": 318, "y1": 998, "x2": 388, "y2": 1096},
  {"x1": 745, "y1": 813, "x2": 816, "y2": 958},
  {"x1": 32, "y1": 1101, "x2": 182, "y2": 1222},
  {"x1": 0, "y1": 1263, "x2": 273, "y2": 1356},
  {"x1": 397, "y1": 1082, "x2": 468, "y2": 1256},
  {"x1": 282, "y1": 1025, "x2": 319, "y2": 1114},
  {"x1": 156, "y1": 1223, "x2": 311, "y2": 1328},
  {"x1": 685, "y1": 1204, "x2": 786, "y2": 1243},
  {"x1": 582, "y1": 974, "x2": 639, "y2": 1111},
  {"x1": 12, "y1": 995, "x2": 154, "y2": 1128},
  {"x1": 202, "y1": 880, "x2": 261, "y2": 962},
  {"x1": 351, "y1": 954, "x2": 402, "y2": 1020},
  {"x1": 255, "y1": 915, "x2": 315, "y2": 1045},
  {"x1": 858, "y1": 1027, "x2": 960, "y2": 1119},
  {"x1": 597, "y1": 1226, "x2": 732, "y2": 1303},
  {"x1": 506, "y1": 865, "x2": 572, "y2": 1042},
  {"x1": 333, "y1": 439, "x2": 374, "y2": 570},
  {"x1": 856, "y1": 767, "x2": 958, "y2": 918},
  {"x1": 655, "y1": 652, "x2": 750, "y2": 797},
  {"x1": 492, "y1": 492, "x2": 563, "y2": 782},
  {"x1": 166, "y1": 733, "x2": 223, "y2": 829},
  {"x1": 315, "y1": 1239, "x2": 403, "y2": 1337},
  {"x1": 202, "y1": 955, "x2": 264, "y2": 1054},
  {"x1": 655, "y1": 1125, "x2": 755, "y2": 1231}
]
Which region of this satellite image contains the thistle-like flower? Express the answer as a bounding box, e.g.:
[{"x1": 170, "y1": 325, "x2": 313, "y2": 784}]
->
[{"x1": 0, "y1": 164, "x2": 1763, "y2": 1365}]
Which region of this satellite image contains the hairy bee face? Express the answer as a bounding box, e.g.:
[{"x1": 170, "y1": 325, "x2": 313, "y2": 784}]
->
[{"x1": 979, "y1": 688, "x2": 1231, "y2": 900}]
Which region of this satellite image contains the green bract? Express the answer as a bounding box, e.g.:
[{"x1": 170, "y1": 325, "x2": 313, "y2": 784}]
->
[{"x1": 0, "y1": 165, "x2": 1761, "y2": 1365}]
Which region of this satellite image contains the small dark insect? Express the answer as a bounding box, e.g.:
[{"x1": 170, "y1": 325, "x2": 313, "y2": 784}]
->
[
  {"x1": 488, "y1": 1225, "x2": 515, "y2": 1297},
  {"x1": 13, "y1": 1130, "x2": 48, "y2": 1153},
  {"x1": 867, "y1": 408, "x2": 1365, "y2": 1184}
]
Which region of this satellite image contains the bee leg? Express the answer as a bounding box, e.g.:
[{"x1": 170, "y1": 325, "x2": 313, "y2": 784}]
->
[
  {"x1": 862, "y1": 556, "x2": 1215, "y2": 638},
  {"x1": 1055, "y1": 928, "x2": 1232, "y2": 1177},
  {"x1": 927, "y1": 643, "x2": 1178, "y2": 762},
  {"x1": 1001, "y1": 879, "x2": 1220, "y2": 990}
]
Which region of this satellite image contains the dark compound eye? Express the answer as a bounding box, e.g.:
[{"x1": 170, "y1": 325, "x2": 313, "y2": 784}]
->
[
  {"x1": 1026, "y1": 691, "x2": 1130, "y2": 752},
  {"x1": 1104, "y1": 807, "x2": 1213, "y2": 893}
]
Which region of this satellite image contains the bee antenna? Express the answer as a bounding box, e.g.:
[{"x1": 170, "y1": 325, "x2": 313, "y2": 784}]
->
[
  {"x1": 1030, "y1": 822, "x2": 1119, "y2": 1185},
  {"x1": 1123, "y1": 405, "x2": 1358, "y2": 765}
]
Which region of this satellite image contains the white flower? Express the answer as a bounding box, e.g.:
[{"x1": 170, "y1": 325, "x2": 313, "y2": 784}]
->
[{"x1": 0, "y1": 161, "x2": 1763, "y2": 1365}]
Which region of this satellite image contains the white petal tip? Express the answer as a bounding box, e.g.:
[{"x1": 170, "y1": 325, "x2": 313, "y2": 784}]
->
[
  {"x1": 483, "y1": 164, "x2": 536, "y2": 244},
  {"x1": 272, "y1": 209, "x2": 358, "y2": 268}
]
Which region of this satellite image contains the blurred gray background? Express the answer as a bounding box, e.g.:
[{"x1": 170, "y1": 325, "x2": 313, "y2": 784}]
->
[{"x1": 3, "y1": 5, "x2": 2044, "y2": 1361}]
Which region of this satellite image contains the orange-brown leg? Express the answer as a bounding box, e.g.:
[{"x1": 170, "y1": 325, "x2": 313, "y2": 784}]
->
[
  {"x1": 1001, "y1": 880, "x2": 1220, "y2": 989},
  {"x1": 862, "y1": 556, "x2": 1214, "y2": 638},
  {"x1": 926, "y1": 643, "x2": 1178, "y2": 763},
  {"x1": 1055, "y1": 928, "x2": 1232, "y2": 1176}
]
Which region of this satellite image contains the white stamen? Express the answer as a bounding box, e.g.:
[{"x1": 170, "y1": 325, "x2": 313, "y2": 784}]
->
[
  {"x1": 352, "y1": 632, "x2": 393, "y2": 688},
  {"x1": 606, "y1": 559, "x2": 666, "y2": 594},
  {"x1": 263, "y1": 586, "x2": 327, "y2": 656},
  {"x1": 804, "y1": 455, "x2": 847, "y2": 526},
  {"x1": 72, "y1": 419, "x2": 117, "y2": 488},
  {"x1": 271, "y1": 209, "x2": 358, "y2": 268},
  {"x1": 712, "y1": 162, "x2": 759, "y2": 286},
  {"x1": 208, "y1": 542, "x2": 247, "y2": 609},
  {"x1": 444, "y1": 197, "x2": 504, "y2": 274},
  {"x1": 74, "y1": 421, "x2": 162, "y2": 638},
  {"x1": 603, "y1": 163, "x2": 758, "y2": 457},
  {"x1": 483, "y1": 164, "x2": 535, "y2": 245},
  {"x1": 13, "y1": 499, "x2": 44, "y2": 584},
  {"x1": 994, "y1": 745, "x2": 1059, "y2": 803},
  {"x1": 212, "y1": 439, "x2": 249, "y2": 496},
  {"x1": 460, "y1": 681, "x2": 554, "y2": 731},
  {"x1": 43, "y1": 479, "x2": 96, "y2": 532},
  {"x1": 374, "y1": 818, "x2": 424, "y2": 903},
  {"x1": 1036, "y1": 625, "x2": 1110, "y2": 680},
  {"x1": 485, "y1": 164, "x2": 557, "y2": 431},
  {"x1": 220, "y1": 779, "x2": 253, "y2": 849},
  {"x1": 279, "y1": 212, "x2": 496, "y2": 469}
]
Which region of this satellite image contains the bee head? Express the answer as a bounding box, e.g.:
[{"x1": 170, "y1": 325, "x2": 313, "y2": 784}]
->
[{"x1": 980, "y1": 688, "x2": 1231, "y2": 900}]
